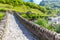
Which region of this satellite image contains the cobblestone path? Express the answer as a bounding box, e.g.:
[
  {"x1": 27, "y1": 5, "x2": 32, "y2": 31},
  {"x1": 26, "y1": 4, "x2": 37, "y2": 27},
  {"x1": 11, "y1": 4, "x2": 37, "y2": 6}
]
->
[{"x1": 2, "y1": 13, "x2": 38, "y2": 40}]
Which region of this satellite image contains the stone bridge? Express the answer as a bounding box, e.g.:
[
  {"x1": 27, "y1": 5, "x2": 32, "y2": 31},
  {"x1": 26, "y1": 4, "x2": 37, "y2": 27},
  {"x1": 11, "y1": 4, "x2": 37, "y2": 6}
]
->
[{"x1": 0, "y1": 10, "x2": 60, "y2": 40}]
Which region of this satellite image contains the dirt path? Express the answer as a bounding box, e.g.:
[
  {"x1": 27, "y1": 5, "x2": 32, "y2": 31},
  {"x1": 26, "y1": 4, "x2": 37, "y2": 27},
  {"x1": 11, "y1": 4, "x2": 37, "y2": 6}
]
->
[{"x1": 2, "y1": 13, "x2": 38, "y2": 40}]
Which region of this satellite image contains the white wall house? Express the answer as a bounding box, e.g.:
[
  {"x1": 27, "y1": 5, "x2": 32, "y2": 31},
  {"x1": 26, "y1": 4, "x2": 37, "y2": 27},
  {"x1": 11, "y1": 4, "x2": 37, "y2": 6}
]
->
[{"x1": 48, "y1": 16, "x2": 60, "y2": 24}]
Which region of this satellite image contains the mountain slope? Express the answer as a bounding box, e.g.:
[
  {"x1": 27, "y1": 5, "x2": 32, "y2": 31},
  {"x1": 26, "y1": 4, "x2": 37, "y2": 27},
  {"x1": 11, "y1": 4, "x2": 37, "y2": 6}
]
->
[{"x1": 40, "y1": 0, "x2": 60, "y2": 9}]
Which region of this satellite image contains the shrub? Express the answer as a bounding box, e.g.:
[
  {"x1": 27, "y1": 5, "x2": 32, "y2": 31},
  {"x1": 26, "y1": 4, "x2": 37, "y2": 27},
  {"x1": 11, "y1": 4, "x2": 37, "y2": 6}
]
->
[
  {"x1": 0, "y1": 0, "x2": 23, "y2": 6},
  {"x1": 0, "y1": 13, "x2": 5, "y2": 21},
  {"x1": 24, "y1": 2, "x2": 47, "y2": 13},
  {"x1": 34, "y1": 19, "x2": 48, "y2": 27},
  {"x1": 21, "y1": 14, "x2": 27, "y2": 18},
  {"x1": 0, "y1": 8, "x2": 6, "y2": 12},
  {"x1": 26, "y1": 11, "x2": 37, "y2": 20},
  {"x1": 55, "y1": 24, "x2": 60, "y2": 33},
  {"x1": 34, "y1": 19, "x2": 53, "y2": 30},
  {"x1": 38, "y1": 6, "x2": 47, "y2": 13}
]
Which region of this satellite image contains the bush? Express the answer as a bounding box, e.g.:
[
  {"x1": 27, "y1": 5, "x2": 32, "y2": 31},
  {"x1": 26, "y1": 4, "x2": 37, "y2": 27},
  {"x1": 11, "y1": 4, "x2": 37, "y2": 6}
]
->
[
  {"x1": 34, "y1": 19, "x2": 48, "y2": 27},
  {"x1": 24, "y1": 2, "x2": 47, "y2": 13},
  {"x1": 26, "y1": 11, "x2": 37, "y2": 20},
  {"x1": 0, "y1": 8, "x2": 6, "y2": 12},
  {"x1": 38, "y1": 6, "x2": 47, "y2": 13},
  {"x1": 21, "y1": 14, "x2": 28, "y2": 18},
  {"x1": 0, "y1": 0, "x2": 23, "y2": 6},
  {"x1": 0, "y1": 13, "x2": 5, "y2": 21},
  {"x1": 34, "y1": 19, "x2": 53, "y2": 29},
  {"x1": 55, "y1": 24, "x2": 60, "y2": 33}
]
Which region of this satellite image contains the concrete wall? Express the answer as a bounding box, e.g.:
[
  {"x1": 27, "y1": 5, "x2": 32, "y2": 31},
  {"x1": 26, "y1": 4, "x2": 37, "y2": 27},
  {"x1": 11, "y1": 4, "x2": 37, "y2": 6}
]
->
[{"x1": 13, "y1": 11, "x2": 60, "y2": 40}]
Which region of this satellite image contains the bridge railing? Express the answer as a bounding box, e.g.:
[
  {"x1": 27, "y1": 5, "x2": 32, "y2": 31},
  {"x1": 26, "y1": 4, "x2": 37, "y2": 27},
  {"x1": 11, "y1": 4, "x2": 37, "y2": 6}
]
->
[
  {"x1": 0, "y1": 11, "x2": 7, "y2": 40},
  {"x1": 13, "y1": 11, "x2": 60, "y2": 40}
]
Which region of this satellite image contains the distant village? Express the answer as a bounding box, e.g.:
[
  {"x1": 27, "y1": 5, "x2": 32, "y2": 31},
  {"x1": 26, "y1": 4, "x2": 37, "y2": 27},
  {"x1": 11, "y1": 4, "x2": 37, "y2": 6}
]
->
[{"x1": 48, "y1": 13, "x2": 60, "y2": 25}]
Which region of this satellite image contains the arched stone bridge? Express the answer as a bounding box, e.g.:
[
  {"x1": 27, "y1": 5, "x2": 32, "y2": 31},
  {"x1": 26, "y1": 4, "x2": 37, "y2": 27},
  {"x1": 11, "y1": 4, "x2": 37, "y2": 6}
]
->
[{"x1": 0, "y1": 11, "x2": 60, "y2": 40}]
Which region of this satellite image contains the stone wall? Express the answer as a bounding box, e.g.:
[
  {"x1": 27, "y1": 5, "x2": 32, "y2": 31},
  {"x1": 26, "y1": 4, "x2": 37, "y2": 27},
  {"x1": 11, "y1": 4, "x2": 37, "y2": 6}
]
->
[
  {"x1": 13, "y1": 11, "x2": 60, "y2": 40},
  {"x1": 0, "y1": 12, "x2": 7, "y2": 40}
]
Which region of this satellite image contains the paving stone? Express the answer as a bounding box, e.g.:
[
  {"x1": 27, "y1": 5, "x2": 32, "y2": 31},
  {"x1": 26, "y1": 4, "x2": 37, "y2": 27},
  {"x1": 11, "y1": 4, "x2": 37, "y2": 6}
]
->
[{"x1": 2, "y1": 13, "x2": 38, "y2": 40}]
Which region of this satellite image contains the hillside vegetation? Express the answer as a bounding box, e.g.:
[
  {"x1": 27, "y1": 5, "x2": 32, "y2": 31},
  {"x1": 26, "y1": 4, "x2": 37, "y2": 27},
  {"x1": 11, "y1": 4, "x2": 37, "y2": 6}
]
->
[{"x1": 0, "y1": 0, "x2": 60, "y2": 33}]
